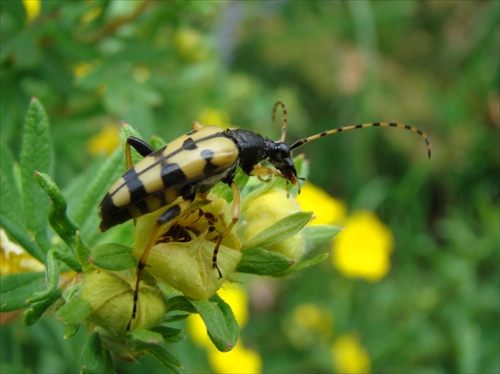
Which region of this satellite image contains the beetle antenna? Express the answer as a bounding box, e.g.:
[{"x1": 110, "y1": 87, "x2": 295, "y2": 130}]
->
[
  {"x1": 272, "y1": 101, "x2": 288, "y2": 143},
  {"x1": 290, "y1": 122, "x2": 432, "y2": 159}
]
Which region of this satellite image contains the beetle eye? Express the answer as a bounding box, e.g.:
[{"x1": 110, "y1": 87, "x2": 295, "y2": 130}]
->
[{"x1": 278, "y1": 142, "x2": 291, "y2": 157}]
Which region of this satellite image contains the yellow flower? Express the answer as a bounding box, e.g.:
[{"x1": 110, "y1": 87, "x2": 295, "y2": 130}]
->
[
  {"x1": 293, "y1": 303, "x2": 332, "y2": 333},
  {"x1": 332, "y1": 211, "x2": 394, "y2": 282},
  {"x1": 87, "y1": 124, "x2": 121, "y2": 156},
  {"x1": 286, "y1": 303, "x2": 334, "y2": 348},
  {"x1": 80, "y1": 6, "x2": 102, "y2": 25},
  {"x1": 187, "y1": 285, "x2": 261, "y2": 373},
  {"x1": 196, "y1": 108, "x2": 231, "y2": 129},
  {"x1": 0, "y1": 229, "x2": 45, "y2": 275},
  {"x1": 73, "y1": 62, "x2": 94, "y2": 79},
  {"x1": 331, "y1": 333, "x2": 371, "y2": 373},
  {"x1": 207, "y1": 341, "x2": 262, "y2": 374},
  {"x1": 297, "y1": 182, "x2": 346, "y2": 225},
  {"x1": 22, "y1": 0, "x2": 40, "y2": 23},
  {"x1": 173, "y1": 29, "x2": 208, "y2": 62}
]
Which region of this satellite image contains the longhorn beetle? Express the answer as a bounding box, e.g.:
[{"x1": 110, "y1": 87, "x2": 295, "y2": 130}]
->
[{"x1": 98, "y1": 101, "x2": 431, "y2": 330}]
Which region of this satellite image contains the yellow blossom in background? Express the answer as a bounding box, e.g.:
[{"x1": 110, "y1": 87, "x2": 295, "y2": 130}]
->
[
  {"x1": 0, "y1": 229, "x2": 45, "y2": 275},
  {"x1": 22, "y1": 0, "x2": 40, "y2": 23},
  {"x1": 73, "y1": 62, "x2": 94, "y2": 79},
  {"x1": 132, "y1": 65, "x2": 151, "y2": 84},
  {"x1": 80, "y1": 5, "x2": 102, "y2": 25},
  {"x1": 297, "y1": 182, "x2": 346, "y2": 225},
  {"x1": 331, "y1": 333, "x2": 371, "y2": 373},
  {"x1": 332, "y1": 211, "x2": 394, "y2": 282},
  {"x1": 173, "y1": 29, "x2": 208, "y2": 62},
  {"x1": 292, "y1": 303, "x2": 333, "y2": 334},
  {"x1": 87, "y1": 125, "x2": 121, "y2": 156},
  {"x1": 187, "y1": 285, "x2": 261, "y2": 373},
  {"x1": 187, "y1": 313, "x2": 210, "y2": 348},
  {"x1": 196, "y1": 108, "x2": 231, "y2": 128},
  {"x1": 207, "y1": 341, "x2": 262, "y2": 374},
  {"x1": 286, "y1": 303, "x2": 334, "y2": 348}
]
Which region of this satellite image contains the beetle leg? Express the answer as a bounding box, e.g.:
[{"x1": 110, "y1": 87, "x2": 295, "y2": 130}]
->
[
  {"x1": 127, "y1": 198, "x2": 193, "y2": 331},
  {"x1": 125, "y1": 136, "x2": 155, "y2": 169},
  {"x1": 212, "y1": 181, "x2": 241, "y2": 279}
]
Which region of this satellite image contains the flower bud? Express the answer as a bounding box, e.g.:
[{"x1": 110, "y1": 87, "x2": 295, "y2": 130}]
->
[
  {"x1": 133, "y1": 194, "x2": 242, "y2": 300},
  {"x1": 242, "y1": 189, "x2": 306, "y2": 261},
  {"x1": 80, "y1": 268, "x2": 166, "y2": 336}
]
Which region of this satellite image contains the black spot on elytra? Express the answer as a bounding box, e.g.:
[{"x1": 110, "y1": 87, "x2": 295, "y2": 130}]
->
[
  {"x1": 200, "y1": 149, "x2": 218, "y2": 175},
  {"x1": 183, "y1": 137, "x2": 197, "y2": 150},
  {"x1": 123, "y1": 168, "x2": 147, "y2": 203},
  {"x1": 161, "y1": 163, "x2": 187, "y2": 188}
]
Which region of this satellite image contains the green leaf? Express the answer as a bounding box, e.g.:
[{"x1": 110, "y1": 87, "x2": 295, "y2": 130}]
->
[
  {"x1": 57, "y1": 298, "x2": 92, "y2": 324},
  {"x1": 35, "y1": 171, "x2": 80, "y2": 249},
  {"x1": 151, "y1": 326, "x2": 184, "y2": 343},
  {"x1": 74, "y1": 230, "x2": 91, "y2": 269},
  {"x1": 164, "y1": 295, "x2": 197, "y2": 314},
  {"x1": 189, "y1": 295, "x2": 239, "y2": 352},
  {"x1": 279, "y1": 253, "x2": 329, "y2": 276},
  {"x1": 127, "y1": 328, "x2": 165, "y2": 345},
  {"x1": 75, "y1": 147, "x2": 124, "y2": 244},
  {"x1": 23, "y1": 288, "x2": 62, "y2": 326},
  {"x1": 305, "y1": 225, "x2": 343, "y2": 247},
  {"x1": 243, "y1": 211, "x2": 313, "y2": 249},
  {"x1": 91, "y1": 243, "x2": 136, "y2": 271},
  {"x1": 0, "y1": 272, "x2": 46, "y2": 312},
  {"x1": 237, "y1": 247, "x2": 294, "y2": 275},
  {"x1": 161, "y1": 314, "x2": 190, "y2": 323},
  {"x1": 20, "y1": 97, "x2": 52, "y2": 253},
  {"x1": 0, "y1": 147, "x2": 23, "y2": 232},
  {"x1": 63, "y1": 323, "x2": 81, "y2": 339},
  {"x1": 139, "y1": 344, "x2": 183, "y2": 374},
  {"x1": 81, "y1": 332, "x2": 116, "y2": 374},
  {"x1": 28, "y1": 249, "x2": 82, "y2": 306},
  {"x1": 150, "y1": 135, "x2": 167, "y2": 150}
]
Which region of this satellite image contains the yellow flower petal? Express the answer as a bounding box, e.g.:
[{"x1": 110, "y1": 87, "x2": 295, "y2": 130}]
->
[
  {"x1": 332, "y1": 211, "x2": 394, "y2": 281},
  {"x1": 297, "y1": 182, "x2": 346, "y2": 225},
  {"x1": 331, "y1": 333, "x2": 371, "y2": 373},
  {"x1": 0, "y1": 229, "x2": 45, "y2": 275},
  {"x1": 187, "y1": 314, "x2": 211, "y2": 348},
  {"x1": 196, "y1": 108, "x2": 231, "y2": 128},
  {"x1": 22, "y1": 0, "x2": 40, "y2": 23},
  {"x1": 207, "y1": 341, "x2": 262, "y2": 374}
]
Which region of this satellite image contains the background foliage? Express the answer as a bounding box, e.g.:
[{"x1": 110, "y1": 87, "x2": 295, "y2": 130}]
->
[{"x1": 1, "y1": 1, "x2": 498, "y2": 373}]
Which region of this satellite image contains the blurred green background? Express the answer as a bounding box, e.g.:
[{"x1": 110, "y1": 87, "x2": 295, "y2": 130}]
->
[{"x1": 1, "y1": 1, "x2": 498, "y2": 373}]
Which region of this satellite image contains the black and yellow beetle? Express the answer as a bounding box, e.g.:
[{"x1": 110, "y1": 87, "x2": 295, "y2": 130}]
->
[{"x1": 99, "y1": 101, "x2": 431, "y2": 330}]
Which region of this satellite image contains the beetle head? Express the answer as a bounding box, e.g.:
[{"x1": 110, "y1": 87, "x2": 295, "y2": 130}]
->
[{"x1": 270, "y1": 142, "x2": 300, "y2": 188}]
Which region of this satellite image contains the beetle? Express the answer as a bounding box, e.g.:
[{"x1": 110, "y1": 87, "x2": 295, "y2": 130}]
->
[{"x1": 99, "y1": 101, "x2": 431, "y2": 330}]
